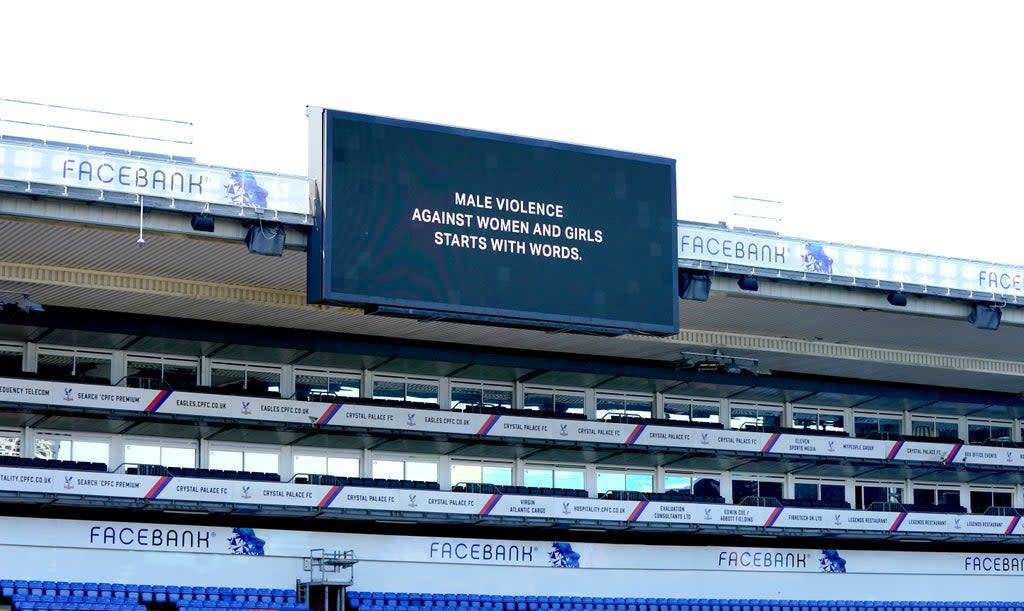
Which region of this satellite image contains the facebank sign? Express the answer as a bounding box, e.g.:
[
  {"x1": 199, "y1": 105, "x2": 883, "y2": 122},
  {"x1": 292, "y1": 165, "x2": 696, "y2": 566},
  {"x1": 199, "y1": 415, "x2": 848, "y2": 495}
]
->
[
  {"x1": 678, "y1": 222, "x2": 1024, "y2": 300},
  {"x1": 0, "y1": 138, "x2": 310, "y2": 218}
]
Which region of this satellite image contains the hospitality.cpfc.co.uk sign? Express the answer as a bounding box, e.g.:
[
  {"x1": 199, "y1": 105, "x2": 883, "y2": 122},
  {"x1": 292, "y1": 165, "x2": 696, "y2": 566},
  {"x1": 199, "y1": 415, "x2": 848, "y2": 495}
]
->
[
  {"x1": 0, "y1": 139, "x2": 310, "y2": 219},
  {"x1": 677, "y1": 222, "x2": 1024, "y2": 300}
]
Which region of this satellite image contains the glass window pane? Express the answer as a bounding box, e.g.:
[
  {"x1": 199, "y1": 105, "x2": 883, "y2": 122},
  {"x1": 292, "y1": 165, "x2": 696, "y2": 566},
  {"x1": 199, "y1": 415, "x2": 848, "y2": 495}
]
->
[
  {"x1": 732, "y1": 479, "x2": 758, "y2": 502},
  {"x1": 554, "y1": 393, "x2": 584, "y2": 415},
  {"x1": 326, "y1": 457, "x2": 359, "y2": 476},
  {"x1": 406, "y1": 460, "x2": 437, "y2": 482},
  {"x1": 451, "y1": 386, "x2": 482, "y2": 409},
  {"x1": 935, "y1": 421, "x2": 959, "y2": 441},
  {"x1": 664, "y1": 474, "x2": 692, "y2": 492},
  {"x1": 209, "y1": 449, "x2": 244, "y2": 471},
  {"x1": 482, "y1": 388, "x2": 512, "y2": 409},
  {"x1": 481, "y1": 466, "x2": 512, "y2": 486},
  {"x1": 624, "y1": 473, "x2": 653, "y2": 492},
  {"x1": 523, "y1": 392, "x2": 553, "y2": 412},
  {"x1": 759, "y1": 480, "x2": 783, "y2": 500},
  {"x1": 294, "y1": 454, "x2": 326, "y2": 476},
  {"x1": 451, "y1": 463, "x2": 481, "y2": 485},
  {"x1": 407, "y1": 382, "x2": 438, "y2": 404},
  {"x1": 596, "y1": 472, "x2": 625, "y2": 494},
  {"x1": 554, "y1": 469, "x2": 584, "y2": 490},
  {"x1": 821, "y1": 484, "x2": 845, "y2": 502},
  {"x1": 794, "y1": 482, "x2": 818, "y2": 501},
  {"x1": 372, "y1": 459, "x2": 404, "y2": 479},
  {"x1": 691, "y1": 404, "x2": 720, "y2": 424},
  {"x1": 373, "y1": 380, "x2": 404, "y2": 401},
  {"x1": 244, "y1": 451, "x2": 278, "y2": 474},
  {"x1": 523, "y1": 468, "x2": 553, "y2": 488},
  {"x1": 0, "y1": 431, "x2": 21, "y2": 457},
  {"x1": 125, "y1": 443, "x2": 160, "y2": 465},
  {"x1": 163, "y1": 447, "x2": 195, "y2": 468}
]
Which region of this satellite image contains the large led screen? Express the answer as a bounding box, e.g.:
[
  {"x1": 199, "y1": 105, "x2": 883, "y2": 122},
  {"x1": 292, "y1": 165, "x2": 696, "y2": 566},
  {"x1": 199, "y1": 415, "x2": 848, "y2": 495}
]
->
[{"x1": 308, "y1": 108, "x2": 678, "y2": 335}]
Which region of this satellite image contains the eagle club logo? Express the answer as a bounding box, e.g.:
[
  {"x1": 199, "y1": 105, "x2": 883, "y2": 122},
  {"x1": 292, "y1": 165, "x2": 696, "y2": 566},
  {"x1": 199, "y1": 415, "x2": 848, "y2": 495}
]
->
[
  {"x1": 408, "y1": 494, "x2": 418, "y2": 508},
  {"x1": 827, "y1": 440, "x2": 836, "y2": 452},
  {"x1": 561, "y1": 501, "x2": 571, "y2": 515},
  {"x1": 818, "y1": 549, "x2": 847, "y2": 573},
  {"x1": 240, "y1": 401, "x2": 252, "y2": 415},
  {"x1": 64, "y1": 476, "x2": 74, "y2": 489},
  {"x1": 559, "y1": 424, "x2": 568, "y2": 437},
  {"x1": 548, "y1": 542, "x2": 580, "y2": 568},
  {"x1": 227, "y1": 528, "x2": 265, "y2": 556},
  {"x1": 700, "y1": 432, "x2": 710, "y2": 445},
  {"x1": 241, "y1": 486, "x2": 251, "y2": 500},
  {"x1": 407, "y1": 413, "x2": 417, "y2": 427},
  {"x1": 63, "y1": 387, "x2": 74, "y2": 402}
]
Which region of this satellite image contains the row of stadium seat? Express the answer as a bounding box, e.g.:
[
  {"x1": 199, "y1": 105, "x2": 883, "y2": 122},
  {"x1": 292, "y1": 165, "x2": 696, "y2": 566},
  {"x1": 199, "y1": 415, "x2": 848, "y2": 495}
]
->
[
  {"x1": 14, "y1": 604, "x2": 145, "y2": 611},
  {"x1": 127, "y1": 464, "x2": 281, "y2": 482},
  {"x1": 176, "y1": 603, "x2": 308, "y2": 610},
  {"x1": 1, "y1": 582, "x2": 296, "y2": 603},
  {"x1": 451, "y1": 483, "x2": 588, "y2": 498},
  {"x1": 296, "y1": 475, "x2": 440, "y2": 490},
  {"x1": 0, "y1": 455, "x2": 107, "y2": 472},
  {"x1": 346, "y1": 595, "x2": 1024, "y2": 611},
  {"x1": 352, "y1": 604, "x2": 1022, "y2": 611}
]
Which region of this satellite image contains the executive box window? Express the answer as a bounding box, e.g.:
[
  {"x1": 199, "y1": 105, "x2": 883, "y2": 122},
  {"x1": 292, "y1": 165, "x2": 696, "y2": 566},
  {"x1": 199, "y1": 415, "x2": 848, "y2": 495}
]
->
[
  {"x1": 294, "y1": 369, "x2": 360, "y2": 402},
  {"x1": 522, "y1": 387, "x2": 584, "y2": 416},
  {"x1": 731, "y1": 476, "x2": 783, "y2": 503},
  {"x1": 372, "y1": 456, "x2": 438, "y2": 482},
  {"x1": 855, "y1": 482, "x2": 903, "y2": 509},
  {"x1": 596, "y1": 469, "x2": 653, "y2": 495},
  {"x1": 595, "y1": 393, "x2": 652, "y2": 422},
  {"x1": 663, "y1": 397, "x2": 721, "y2": 425},
  {"x1": 37, "y1": 348, "x2": 111, "y2": 384},
  {"x1": 664, "y1": 471, "x2": 721, "y2": 497},
  {"x1": 293, "y1": 451, "x2": 360, "y2": 478},
  {"x1": 124, "y1": 438, "x2": 197, "y2": 469},
  {"x1": 372, "y1": 376, "x2": 439, "y2": 405},
  {"x1": 0, "y1": 344, "x2": 22, "y2": 377},
  {"x1": 793, "y1": 479, "x2": 846, "y2": 503},
  {"x1": 912, "y1": 486, "x2": 962, "y2": 508},
  {"x1": 208, "y1": 444, "x2": 280, "y2": 474},
  {"x1": 35, "y1": 432, "x2": 109, "y2": 464},
  {"x1": 450, "y1": 382, "x2": 512, "y2": 412},
  {"x1": 0, "y1": 430, "x2": 21, "y2": 457},
  {"x1": 210, "y1": 363, "x2": 281, "y2": 397},
  {"x1": 729, "y1": 402, "x2": 782, "y2": 431},
  {"x1": 910, "y1": 416, "x2": 960, "y2": 441},
  {"x1": 967, "y1": 420, "x2": 1012, "y2": 445},
  {"x1": 792, "y1": 407, "x2": 845, "y2": 433},
  {"x1": 523, "y1": 465, "x2": 585, "y2": 491},
  {"x1": 450, "y1": 460, "x2": 513, "y2": 487},
  {"x1": 970, "y1": 488, "x2": 1014, "y2": 514},
  {"x1": 853, "y1": 412, "x2": 903, "y2": 439},
  {"x1": 125, "y1": 355, "x2": 198, "y2": 390}
]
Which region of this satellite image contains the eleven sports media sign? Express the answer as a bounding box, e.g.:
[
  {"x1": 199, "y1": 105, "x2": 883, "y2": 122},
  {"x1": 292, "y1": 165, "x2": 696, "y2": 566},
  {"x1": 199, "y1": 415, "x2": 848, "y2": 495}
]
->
[{"x1": 307, "y1": 108, "x2": 679, "y2": 335}]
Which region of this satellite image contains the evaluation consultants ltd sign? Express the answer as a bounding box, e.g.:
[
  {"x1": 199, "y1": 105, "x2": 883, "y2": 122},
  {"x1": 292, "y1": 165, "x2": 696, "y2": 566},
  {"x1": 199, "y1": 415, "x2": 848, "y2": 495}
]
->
[{"x1": 308, "y1": 108, "x2": 678, "y2": 335}]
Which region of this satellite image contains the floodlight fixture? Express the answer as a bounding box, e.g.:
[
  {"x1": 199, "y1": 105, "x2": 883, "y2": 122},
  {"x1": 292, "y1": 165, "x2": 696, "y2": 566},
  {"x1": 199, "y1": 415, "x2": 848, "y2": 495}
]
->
[
  {"x1": 968, "y1": 303, "x2": 1001, "y2": 330},
  {"x1": 886, "y1": 291, "x2": 908, "y2": 307},
  {"x1": 737, "y1": 275, "x2": 759, "y2": 292},
  {"x1": 678, "y1": 270, "x2": 711, "y2": 301}
]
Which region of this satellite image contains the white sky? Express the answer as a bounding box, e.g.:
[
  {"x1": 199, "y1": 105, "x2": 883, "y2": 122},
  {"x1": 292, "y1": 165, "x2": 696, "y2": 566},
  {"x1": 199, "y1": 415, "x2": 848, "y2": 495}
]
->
[{"x1": 4, "y1": 1, "x2": 1024, "y2": 264}]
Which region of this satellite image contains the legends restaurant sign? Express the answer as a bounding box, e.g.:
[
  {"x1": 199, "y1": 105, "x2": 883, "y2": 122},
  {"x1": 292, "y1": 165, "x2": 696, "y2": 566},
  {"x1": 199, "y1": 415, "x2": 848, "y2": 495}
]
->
[
  {"x1": 678, "y1": 223, "x2": 1024, "y2": 300},
  {"x1": 0, "y1": 139, "x2": 310, "y2": 218}
]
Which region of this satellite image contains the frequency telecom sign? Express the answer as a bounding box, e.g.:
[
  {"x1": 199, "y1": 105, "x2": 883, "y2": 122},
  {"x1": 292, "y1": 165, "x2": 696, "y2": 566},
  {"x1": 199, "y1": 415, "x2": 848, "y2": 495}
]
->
[{"x1": 308, "y1": 108, "x2": 678, "y2": 335}]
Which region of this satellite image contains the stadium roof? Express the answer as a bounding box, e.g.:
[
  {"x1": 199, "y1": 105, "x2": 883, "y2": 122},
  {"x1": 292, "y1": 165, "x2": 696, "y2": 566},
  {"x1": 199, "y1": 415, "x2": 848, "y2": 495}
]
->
[{"x1": 0, "y1": 192, "x2": 1023, "y2": 419}]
